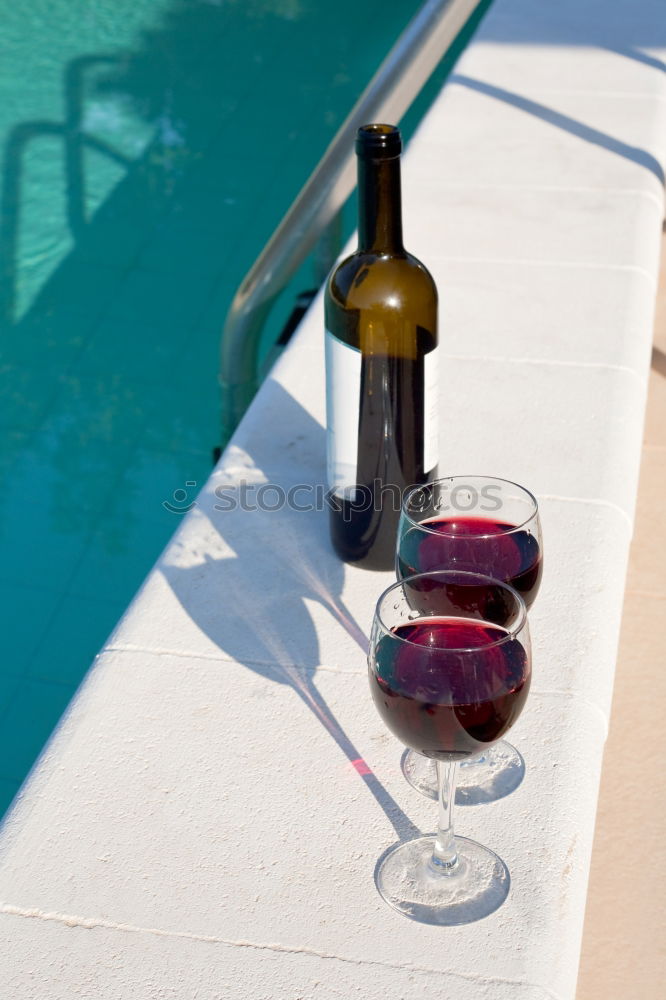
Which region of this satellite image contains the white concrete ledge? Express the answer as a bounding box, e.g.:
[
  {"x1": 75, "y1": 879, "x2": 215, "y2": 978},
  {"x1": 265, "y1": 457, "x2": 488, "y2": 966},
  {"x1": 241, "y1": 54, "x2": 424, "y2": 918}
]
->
[{"x1": 2, "y1": 1, "x2": 665, "y2": 997}]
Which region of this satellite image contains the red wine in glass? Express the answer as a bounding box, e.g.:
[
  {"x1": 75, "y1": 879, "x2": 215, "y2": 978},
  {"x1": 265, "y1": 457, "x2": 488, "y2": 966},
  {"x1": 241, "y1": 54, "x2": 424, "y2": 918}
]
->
[
  {"x1": 368, "y1": 570, "x2": 531, "y2": 923},
  {"x1": 397, "y1": 516, "x2": 543, "y2": 609},
  {"x1": 369, "y1": 617, "x2": 530, "y2": 761}
]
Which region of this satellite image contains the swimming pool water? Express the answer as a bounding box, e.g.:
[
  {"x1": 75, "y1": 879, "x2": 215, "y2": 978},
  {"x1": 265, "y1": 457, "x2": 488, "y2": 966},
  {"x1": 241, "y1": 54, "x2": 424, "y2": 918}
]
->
[{"x1": 0, "y1": 0, "x2": 490, "y2": 817}]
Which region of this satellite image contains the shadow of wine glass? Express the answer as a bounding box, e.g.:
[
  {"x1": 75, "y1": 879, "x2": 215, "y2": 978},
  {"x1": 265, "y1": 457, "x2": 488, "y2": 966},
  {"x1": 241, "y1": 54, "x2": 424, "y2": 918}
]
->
[{"x1": 161, "y1": 380, "x2": 421, "y2": 844}]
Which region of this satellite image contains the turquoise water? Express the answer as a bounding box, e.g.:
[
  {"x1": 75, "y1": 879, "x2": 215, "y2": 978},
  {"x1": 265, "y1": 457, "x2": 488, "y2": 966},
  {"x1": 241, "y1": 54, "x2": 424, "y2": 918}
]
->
[{"x1": 0, "y1": 0, "x2": 489, "y2": 816}]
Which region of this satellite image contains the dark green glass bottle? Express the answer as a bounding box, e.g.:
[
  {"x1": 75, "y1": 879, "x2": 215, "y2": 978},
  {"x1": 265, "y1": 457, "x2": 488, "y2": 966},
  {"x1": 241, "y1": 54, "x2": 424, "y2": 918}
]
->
[{"x1": 325, "y1": 123, "x2": 439, "y2": 570}]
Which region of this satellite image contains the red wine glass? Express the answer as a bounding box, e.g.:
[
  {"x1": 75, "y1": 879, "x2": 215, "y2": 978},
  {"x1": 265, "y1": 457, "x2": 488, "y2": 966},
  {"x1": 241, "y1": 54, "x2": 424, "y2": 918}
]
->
[
  {"x1": 396, "y1": 476, "x2": 542, "y2": 804},
  {"x1": 369, "y1": 570, "x2": 531, "y2": 923}
]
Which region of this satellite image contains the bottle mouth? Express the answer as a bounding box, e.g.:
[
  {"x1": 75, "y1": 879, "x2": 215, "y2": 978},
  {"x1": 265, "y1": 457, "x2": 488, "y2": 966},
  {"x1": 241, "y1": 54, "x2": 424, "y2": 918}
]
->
[{"x1": 356, "y1": 123, "x2": 402, "y2": 158}]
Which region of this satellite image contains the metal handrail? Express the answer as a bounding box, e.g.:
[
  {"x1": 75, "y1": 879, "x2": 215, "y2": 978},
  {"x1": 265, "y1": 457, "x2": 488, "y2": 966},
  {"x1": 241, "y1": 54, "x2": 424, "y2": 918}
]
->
[{"x1": 219, "y1": 0, "x2": 485, "y2": 445}]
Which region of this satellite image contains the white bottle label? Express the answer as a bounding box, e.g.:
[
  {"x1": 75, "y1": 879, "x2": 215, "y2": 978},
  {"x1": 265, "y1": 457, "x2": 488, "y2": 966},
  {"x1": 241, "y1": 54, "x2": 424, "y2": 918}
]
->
[
  {"x1": 423, "y1": 345, "x2": 440, "y2": 473},
  {"x1": 325, "y1": 331, "x2": 440, "y2": 493},
  {"x1": 325, "y1": 330, "x2": 362, "y2": 498}
]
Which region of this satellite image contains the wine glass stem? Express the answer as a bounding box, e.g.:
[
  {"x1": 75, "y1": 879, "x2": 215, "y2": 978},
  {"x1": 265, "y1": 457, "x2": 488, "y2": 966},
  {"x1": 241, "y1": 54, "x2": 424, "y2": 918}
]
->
[{"x1": 430, "y1": 760, "x2": 459, "y2": 873}]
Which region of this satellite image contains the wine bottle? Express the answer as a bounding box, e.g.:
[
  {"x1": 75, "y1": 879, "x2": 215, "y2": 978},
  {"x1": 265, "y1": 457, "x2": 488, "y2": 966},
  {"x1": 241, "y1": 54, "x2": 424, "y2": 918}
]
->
[{"x1": 324, "y1": 123, "x2": 439, "y2": 570}]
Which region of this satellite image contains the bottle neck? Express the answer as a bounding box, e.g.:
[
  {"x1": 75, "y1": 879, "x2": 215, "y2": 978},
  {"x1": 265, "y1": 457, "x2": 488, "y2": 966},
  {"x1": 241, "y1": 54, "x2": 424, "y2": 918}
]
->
[{"x1": 357, "y1": 155, "x2": 404, "y2": 253}]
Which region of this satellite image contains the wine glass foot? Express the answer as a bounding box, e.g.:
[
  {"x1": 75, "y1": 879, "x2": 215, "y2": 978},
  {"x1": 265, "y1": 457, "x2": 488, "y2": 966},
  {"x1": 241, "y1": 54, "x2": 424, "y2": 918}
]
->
[
  {"x1": 375, "y1": 835, "x2": 510, "y2": 925},
  {"x1": 401, "y1": 743, "x2": 525, "y2": 805}
]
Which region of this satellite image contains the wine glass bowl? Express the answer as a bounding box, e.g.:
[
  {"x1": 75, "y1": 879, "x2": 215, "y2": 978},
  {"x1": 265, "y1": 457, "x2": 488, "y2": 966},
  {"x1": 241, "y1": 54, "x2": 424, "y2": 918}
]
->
[
  {"x1": 396, "y1": 476, "x2": 542, "y2": 804},
  {"x1": 370, "y1": 572, "x2": 531, "y2": 765},
  {"x1": 368, "y1": 571, "x2": 531, "y2": 924},
  {"x1": 397, "y1": 476, "x2": 543, "y2": 608}
]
